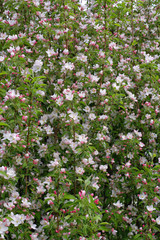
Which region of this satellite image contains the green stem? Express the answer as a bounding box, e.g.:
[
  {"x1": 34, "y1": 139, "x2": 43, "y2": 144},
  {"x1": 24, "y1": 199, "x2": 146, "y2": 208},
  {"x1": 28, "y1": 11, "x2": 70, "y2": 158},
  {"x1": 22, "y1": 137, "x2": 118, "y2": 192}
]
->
[{"x1": 25, "y1": 91, "x2": 32, "y2": 196}]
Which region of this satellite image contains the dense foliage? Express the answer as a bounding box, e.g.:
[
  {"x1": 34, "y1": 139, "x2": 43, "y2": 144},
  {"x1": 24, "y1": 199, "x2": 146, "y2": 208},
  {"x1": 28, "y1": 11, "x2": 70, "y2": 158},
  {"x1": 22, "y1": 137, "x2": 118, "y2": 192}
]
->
[{"x1": 0, "y1": 0, "x2": 160, "y2": 239}]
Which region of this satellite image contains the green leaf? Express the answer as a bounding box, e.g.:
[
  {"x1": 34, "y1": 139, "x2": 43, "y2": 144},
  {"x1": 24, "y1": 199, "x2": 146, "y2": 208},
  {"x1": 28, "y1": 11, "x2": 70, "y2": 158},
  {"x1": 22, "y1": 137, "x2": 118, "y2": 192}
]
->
[
  {"x1": 98, "y1": 226, "x2": 110, "y2": 232},
  {"x1": 85, "y1": 176, "x2": 92, "y2": 188},
  {"x1": 147, "y1": 233, "x2": 153, "y2": 240},
  {"x1": 76, "y1": 148, "x2": 83, "y2": 155},
  {"x1": 89, "y1": 202, "x2": 100, "y2": 213},
  {"x1": 65, "y1": 215, "x2": 71, "y2": 220},
  {"x1": 132, "y1": 40, "x2": 138, "y2": 46},
  {"x1": 35, "y1": 211, "x2": 41, "y2": 223},
  {"x1": 63, "y1": 193, "x2": 76, "y2": 200},
  {"x1": 0, "y1": 171, "x2": 7, "y2": 177},
  {"x1": 5, "y1": 216, "x2": 13, "y2": 221},
  {"x1": 0, "y1": 89, "x2": 7, "y2": 94},
  {"x1": 133, "y1": 234, "x2": 141, "y2": 239},
  {"x1": 0, "y1": 122, "x2": 10, "y2": 127},
  {"x1": 153, "y1": 165, "x2": 160, "y2": 170},
  {"x1": 100, "y1": 222, "x2": 110, "y2": 225},
  {"x1": 0, "y1": 71, "x2": 8, "y2": 75},
  {"x1": 77, "y1": 178, "x2": 83, "y2": 182},
  {"x1": 114, "y1": 23, "x2": 121, "y2": 27},
  {"x1": 32, "y1": 76, "x2": 46, "y2": 83}
]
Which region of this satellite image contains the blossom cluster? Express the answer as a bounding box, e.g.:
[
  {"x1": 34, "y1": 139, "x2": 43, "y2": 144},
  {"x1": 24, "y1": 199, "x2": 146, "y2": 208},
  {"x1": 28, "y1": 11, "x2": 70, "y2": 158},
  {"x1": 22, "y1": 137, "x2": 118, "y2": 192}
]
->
[{"x1": 0, "y1": 0, "x2": 160, "y2": 239}]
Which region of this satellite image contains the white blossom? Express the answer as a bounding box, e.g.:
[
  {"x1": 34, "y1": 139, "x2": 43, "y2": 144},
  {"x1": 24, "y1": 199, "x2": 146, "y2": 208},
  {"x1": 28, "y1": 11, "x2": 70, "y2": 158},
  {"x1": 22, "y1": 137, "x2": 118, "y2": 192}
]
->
[{"x1": 32, "y1": 60, "x2": 43, "y2": 72}]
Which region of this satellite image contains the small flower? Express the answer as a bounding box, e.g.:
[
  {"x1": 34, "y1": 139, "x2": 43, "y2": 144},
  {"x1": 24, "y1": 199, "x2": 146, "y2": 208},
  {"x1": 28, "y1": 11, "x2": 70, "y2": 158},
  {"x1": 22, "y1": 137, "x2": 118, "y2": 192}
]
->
[
  {"x1": 79, "y1": 190, "x2": 86, "y2": 199},
  {"x1": 109, "y1": 42, "x2": 118, "y2": 50},
  {"x1": 46, "y1": 48, "x2": 57, "y2": 57},
  {"x1": 63, "y1": 89, "x2": 74, "y2": 101},
  {"x1": 113, "y1": 200, "x2": 123, "y2": 208},
  {"x1": 76, "y1": 71, "x2": 85, "y2": 77},
  {"x1": 76, "y1": 167, "x2": 85, "y2": 175},
  {"x1": 156, "y1": 216, "x2": 160, "y2": 225},
  {"x1": 83, "y1": 106, "x2": 90, "y2": 112},
  {"x1": 139, "y1": 192, "x2": 147, "y2": 200},
  {"x1": 62, "y1": 62, "x2": 74, "y2": 72},
  {"x1": 98, "y1": 50, "x2": 105, "y2": 58},
  {"x1": 88, "y1": 113, "x2": 96, "y2": 120},
  {"x1": 32, "y1": 59, "x2": 43, "y2": 72},
  {"x1": 0, "y1": 221, "x2": 8, "y2": 236},
  {"x1": 21, "y1": 198, "x2": 31, "y2": 208},
  {"x1": 6, "y1": 168, "x2": 16, "y2": 178},
  {"x1": 77, "y1": 53, "x2": 87, "y2": 63},
  {"x1": 100, "y1": 89, "x2": 106, "y2": 96},
  {"x1": 146, "y1": 205, "x2": 156, "y2": 212},
  {"x1": 63, "y1": 49, "x2": 69, "y2": 55},
  {"x1": 33, "y1": 0, "x2": 40, "y2": 7},
  {"x1": 99, "y1": 165, "x2": 108, "y2": 172},
  {"x1": 36, "y1": 90, "x2": 45, "y2": 96},
  {"x1": 44, "y1": 125, "x2": 54, "y2": 135},
  {"x1": 111, "y1": 228, "x2": 117, "y2": 235},
  {"x1": 133, "y1": 65, "x2": 140, "y2": 72},
  {"x1": 68, "y1": 110, "x2": 79, "y2": 122},
  {"x1": 77, "y1": 134, "x2": 88, "y2": 144},
  {"x1": 60, "y1": 168, "x2": 66, "y2": 174},
  {"x1": 0, "y1": 56, "x2": 5, "y2": 62},
  {"x1": 139, "y1": 142, "x2": 145, "y2": 148}
]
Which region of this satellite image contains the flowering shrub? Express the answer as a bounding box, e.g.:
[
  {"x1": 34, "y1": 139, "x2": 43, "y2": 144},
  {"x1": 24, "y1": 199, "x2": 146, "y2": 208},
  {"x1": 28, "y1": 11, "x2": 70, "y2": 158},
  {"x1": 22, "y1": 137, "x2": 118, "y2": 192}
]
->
[{"x1": 0, "y1": 0, "x2": 160, "y2": 239}]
